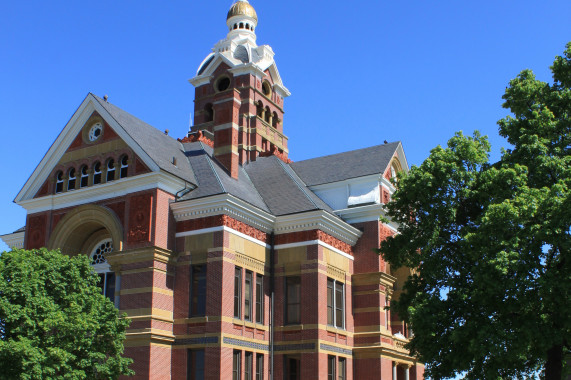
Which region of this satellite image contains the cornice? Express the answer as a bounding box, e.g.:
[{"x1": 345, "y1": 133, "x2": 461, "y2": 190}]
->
[
  {"x1": 0, "y1": 231, "x2": 25, "y2": 249},
  {"x1": 17, "y1": 172, "x2": 184, "y2": 214},
  {"x1": 335, "y1": 204, "x2": 398, "y2": 232}
]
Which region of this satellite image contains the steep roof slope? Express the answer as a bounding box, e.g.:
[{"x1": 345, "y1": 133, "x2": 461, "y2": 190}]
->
[
  {"x1": 290, "y1": 142, "x2": 400, "y2": 186},
  {"x1": 92, "y1": 94, "x2": 197, "y2": 185}
]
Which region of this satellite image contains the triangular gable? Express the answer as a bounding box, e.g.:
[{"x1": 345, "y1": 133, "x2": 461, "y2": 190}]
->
[
  {"x1": 15, "y1": 93, "x2": 162, "y2": 203},
  {"x1": 382, "y1": 142, "x2": 409, "y2": 180}
]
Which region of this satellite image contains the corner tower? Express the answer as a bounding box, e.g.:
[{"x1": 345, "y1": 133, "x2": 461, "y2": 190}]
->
[{"x1": 189, "y1": 0, "x2": 291, "y2": 178}]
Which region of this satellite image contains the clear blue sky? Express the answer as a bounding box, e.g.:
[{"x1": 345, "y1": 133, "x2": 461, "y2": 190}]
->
[{"x1": 1, "y1": 0, "x2": 570, "y2": 252}]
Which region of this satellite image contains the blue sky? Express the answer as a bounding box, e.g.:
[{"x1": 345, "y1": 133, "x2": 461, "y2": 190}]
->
[{"x1": 1, "y1": 0, "x2": 570, "y2": 252}]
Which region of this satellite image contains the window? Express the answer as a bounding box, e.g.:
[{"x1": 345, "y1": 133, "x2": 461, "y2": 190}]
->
[
  {"x1": 255, "y1": 274, "x2": 264, "y2": 324},
  {"x1": 91, "y1": 239, "x2": 115, "y2": 303},
  {"x1": 233, "y1": 350, "x2": 241, "y2": 380},
  {"x1": 245, "y1": 271, "x2": 253, "y2": 321},
  {"x1": 80, "y1": 165, "x2": 89, "y2": 188},
  {"x1": 55, "y1": 171, "x2": 64, "y2": 193},
  {"x1": 67, "y1": 168, "x2": 76, "y2": 191},
  {"x1": 285, "y1": 277, "x2": 301, "y2": 324},
  {"x1": 216, "y1": 77, "x2": 230, "y2": 92},
  {"x1": 328, "y1": 356, "x2": 336, "y2": 380},
  {"x1": 385, "y1": 297, "x2": 390, "y2": 328},
  {"x1": 338, "y1": 358, "x2": 346, "y2": 380},
  {"x1": 93, "y1": 162, "x2": 102, "y2": 185},
  {"x1": 283, "y1": 356, "x2": 300, "y2": 380},
  {"x1": 187, "y1": 349, "x2": 205, "y2": 380},
  {"x1": 327, "y1": 278, "x2": 345, "y2": 328},
  {"x1": 234, "y1": 267, "x2": 242, "y2": 319},
  {"x1": 245, "y1": 352, "x2": 253, "y2": 380},
  {"x1": 106, "y1": 159, "x2": 115, "y2": 182},
  {"x1": 120, "y1": 155, "x2": 129, "y2": 178},
  {"x1": 204, "y1": 103, "x2": 213, "y2": 122},
  {"x1": 264, "y1": 107, "x2": 271, "y2": 123},
  {"x1": 190, "y1": 265, "x2": 207, "y2": 317},
  {"x1": 256, "y1": 354, "x2": 263, "y2": 380}
]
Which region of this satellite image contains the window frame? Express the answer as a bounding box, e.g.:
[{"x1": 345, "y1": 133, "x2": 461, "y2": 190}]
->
[
  {"x1": 187, "y1": 349, "x2": 205, "y2": 380},
  {"x1": 285, "y1": 276, "x2": 301, "y2": 325},
  {"x1": 255, "y1": 274, "x2": 264, "y2": 324},
  {"x1": 245, "y1": 351, "x2": 253, "y2": 380},
  {"x1": 328, "y1": 355, "x2": 336, "y2": 380},
  {"x1": 189, "y1": 264, "x2": 207, "y2": 317},
  {"x1": 234, "y1": 267, "x2": 242, "y2": 319},
  {"x1": 327, "y1": 278, "x2": 345, "y2": 329},
  {"x1": 245, "y1": 271, "x2": 253, "y2": 321},
  {"x1": 255, "y1": 353, "x2": 264, "y2": 380},
  {"x1": 233, "y1": 350, "x2": 242, "y2": 380}
]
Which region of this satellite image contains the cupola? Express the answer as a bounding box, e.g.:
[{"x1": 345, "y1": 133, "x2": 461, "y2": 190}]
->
[{"x1": 226, "y1": 0, "x2": 258, "y2": 40}]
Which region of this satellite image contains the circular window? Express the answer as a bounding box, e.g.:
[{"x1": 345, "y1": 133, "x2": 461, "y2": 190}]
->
[
  {"x1": 216, "y1": 77, "x2": 231, "y2": 92},
  {"x1": 90, "y1": 239, "x2": 113, "y2": 265},
  {"x1": 262, "y1": 82, "x2": 271, "y2": 96},
  {"x1": 88, "y1": 123, "x2": 103, "y2": 142}
]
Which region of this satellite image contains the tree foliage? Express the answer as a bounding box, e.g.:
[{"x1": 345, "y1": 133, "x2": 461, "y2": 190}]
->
[
  {"x1": 0, "y1": 248, "x2": 133, "y2": 379},
  {"x1": 379, "y1": 43, "x2": 571, "y2": 379}
]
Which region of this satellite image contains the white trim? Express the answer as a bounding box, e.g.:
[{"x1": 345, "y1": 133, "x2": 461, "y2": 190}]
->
[
  {"x1": 175, "y1": 226, "x2": 270, "y2": 249},
  {"x1": 0, "y1": 231, "x2": 25, "y2": 249},
  {"x1": 308, "y1": 174, "x2": 382, "y2": 192},
  {"x1": 15, "y1": 94, "x2": 161, "y2": 203},
  {"x1": 18, "y1": 172, "x2": 184, "y2": 213},
  {"x1": 171, "y1": 193, "x2": 275, "y2": 233},
  {"x1": 274, "y1": 240, "x2": 354, "y2": 262},
  {"x1": 335, "y1": 204, "x2": 399, "y2": 232}
]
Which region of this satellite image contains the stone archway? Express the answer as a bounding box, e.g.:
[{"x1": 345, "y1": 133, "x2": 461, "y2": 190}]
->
[{"x1": 48, "y1": 204, "x2": 124, "y2": 256}]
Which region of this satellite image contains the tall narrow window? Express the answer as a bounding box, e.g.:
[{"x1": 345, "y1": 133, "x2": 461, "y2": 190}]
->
[
  {"x1": 204, "y1": 104, "x2": 213, "y2": 122},
  {"x1": 255, "y1": 354, "x2": 263, "y2": 380},
  {"x1": 106, "y1": 159, "x2": 115, "y2": 182},
  {"x1": 189, "y1": 265, "x2": 207, "y2": 317},
  {"x1": 120, "y1": 155, "x2": 129, "y2": 178},
  {"x1": 80, "y1": 165, "x2": 89, "y2": 188},
  {"x1": 328, "y1": 356, "x2": 336, "y2": 380},
  {"x1": 256, "y1": 274, "x2": 264, "y2": 324},
  {"x1": 285, "y1": 277, "x2": 301, "y2": 325},
  {"x1": 234, "y1": 267, "x2": 242, "y2": 319},
  {"x1": 233, "y1": 350, "x2": 241, "y2": 380},
  {"x1": 385, "y1": 298, "x2": 390, "y2": 329},
  {"x1": 245, "y1": 352, "x2": 253, "y2": 380},
  {"x1": 67, "y1": 168, "x2": 76, "y2": 191},
  {"x1": 284, "y1": 356, "x2": 300, "y2": 380},
  {"x1": 338, "y1": 358, "x2": 346, "y2": 380},
  {"x1": 245, "y1": 271, "x2": 253, "y2": 321},
  {"x1": 187, "y1": 349, "x2": 205, "y2": 380},
  {"x1": 55, "y1": 171, "x2": 64, "y2": 193},
  {"x1": 91, "y1": 239, "x2": 115, "y2": 303},
  {"x1": 327, "y1": 278, "x2": 345, "y2": 328},
  {"x1": 93, "y1": 162, "x2": 102, "y2": 185}
]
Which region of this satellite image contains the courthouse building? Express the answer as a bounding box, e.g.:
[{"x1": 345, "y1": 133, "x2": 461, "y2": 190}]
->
[{"x1": 2, "y1": 1, "x2": 424, "y2": 379}]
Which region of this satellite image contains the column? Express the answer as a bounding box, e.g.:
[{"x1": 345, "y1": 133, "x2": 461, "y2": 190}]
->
[
  {"x1": 405, "y1": 365, "x2": 410, "y2": 380},
  {"x1": 392, "y1": 362, "x2": 397, "y2": 380}
]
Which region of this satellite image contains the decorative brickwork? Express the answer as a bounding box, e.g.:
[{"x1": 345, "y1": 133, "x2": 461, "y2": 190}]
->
[
  {"x1": 127, "y1": 193, "x2": 153, "y2": 243},
  {"x1": 106, "y1": 201, "x2": 126, "y2": 226},
  {"x1": 176, "y1": 214, "x2": 268, "y2": 242},
  {"x1": 177, "y1": 131, "x2": 214, "y2": 147},
  {"x1": 259, "y1": 145, "x2": 292, "y2": 164},
  {"x1": 275, "y1": 229, "x2": 351, "y2": 254},
  {"x1": 26, "y1": 214, "x2": 47, "y2": 249}
]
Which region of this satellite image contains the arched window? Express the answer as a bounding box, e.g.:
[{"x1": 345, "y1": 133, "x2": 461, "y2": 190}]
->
[
  {"x1": 55, "y1": 171, "x2": 64, "y2": 194},
  {"x1": 106, "y1": 159, "x2": 115, "y2": 182},
  {"x1": 90, "y1": 239, "x2": 115, "y2": 303},
  {"x1": 120, "y1": 155, "x2": 129, "y2": 179},
  {"x1": 234, "y1": 24, "x2": 238, "y2": 30},
  {"x1": 272, "y1": 112, "x2": 279, "y2": 128},
  {"x1": 80, "y1": 165, "x2": 89, "y2": 188},
  {"x1": 264, "y1": 106, "x2": 271, "y2": 123},
  {"x1": 256, "y1": 101, "x2": 264, "y2": 118},
  {"x1": 246, "y1": 23, "x2": 249, "y2": 30},
  {"x1": 204, "y1": 103, "x2": 214, "y2": 122},
  {"x1": 67, "y1": 168, "x2": 76, "y2": 191},
  {"x1": 93, "y1": 162, "x2": 102, "y2": 185},
  {"x1": 239, "y1": 22, "x2": 244, "y2": 29}
]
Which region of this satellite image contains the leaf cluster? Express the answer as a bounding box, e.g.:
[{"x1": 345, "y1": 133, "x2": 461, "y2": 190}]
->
[
  {"x1": 0, "y1": 248, "x2": 133, "y2": 380},
  {"x1": 379, "y1": 43, "x2": 571, "y2": 379}
]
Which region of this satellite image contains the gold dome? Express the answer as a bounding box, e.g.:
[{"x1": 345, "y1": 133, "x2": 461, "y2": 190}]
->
[{"x1": 227, "y1": 1, "x2": 258, "y2": 23}]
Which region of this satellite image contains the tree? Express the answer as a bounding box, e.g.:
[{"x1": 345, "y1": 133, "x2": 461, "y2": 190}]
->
[
  {"x1": 379, "y1": 43, "x2": 571, "y2": 379},
  {"x1": 0, "y1": 248, "x2": 133, "y2": 379}
]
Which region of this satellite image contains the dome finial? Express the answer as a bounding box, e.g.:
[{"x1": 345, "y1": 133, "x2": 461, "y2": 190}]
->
[{"x1": 227, "y1": 0, "x2": 258, "y2": 24}]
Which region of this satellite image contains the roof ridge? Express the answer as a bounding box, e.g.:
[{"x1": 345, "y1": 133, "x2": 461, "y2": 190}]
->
[
  {"x1": 276, "y1": 158, "x2": 320, "y2": 211},
  {"x1": 294, "y1": 141, "x2": 401, "y2": 164},
  {"x1": 204, "y1": 153, "x2": 226, "y2": 194}
]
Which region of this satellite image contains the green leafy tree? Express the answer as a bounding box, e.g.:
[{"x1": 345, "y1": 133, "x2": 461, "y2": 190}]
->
[
  {"x1": 379, "y1": 43, "x2": 571, "y2": 379},
  {"x1": 0, "y1": 248, "x2": 133, "y2": 379}
]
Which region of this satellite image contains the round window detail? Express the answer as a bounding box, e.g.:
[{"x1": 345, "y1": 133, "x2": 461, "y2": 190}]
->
[
  {"x1": 90, "y1": 239, "x2": 113, "y2": 265},
  {"x1": 88, "y1": 123, "x2": 103, "y2": 142},
  {"x1": 262, "y1": 81, "x2": 271, "y2": 96},
  {"x1": 216, "y1": 77, "x2": 231, "y2": 92}
]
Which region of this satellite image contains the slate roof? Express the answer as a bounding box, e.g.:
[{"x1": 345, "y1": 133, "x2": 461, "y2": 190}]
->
[
  {"x1": 92, "y1": 94, "x2": 197, "y2": 185},
  {"x1": 290, "y1": 142, "x2": 400, "y2": 186}
]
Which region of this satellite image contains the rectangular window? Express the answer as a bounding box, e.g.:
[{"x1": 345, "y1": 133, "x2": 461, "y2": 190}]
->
[
  {"x1": 338, "y1": 358, "x2": 346, "y2": 380},
  {"x1": 98, "y1": 272, "x2": 115, "y2": 303},
  {"x1": 285, "y1": 277, "x2": 301, "y2": 325},
  {"x1": 245, "y1": 351, "x2": 253, "y2": 380},
  {"x1": 283, "y1": 356, "x2": 300, "y2": 380},
  {"x1": 256, "y1": 274, "x2": 264, "y2": 324},
  {"x1": 234, "y1": 267, "x2": 242, "y2": 319},
  {"x1": 187, "y1": 349, "x2": 205, "y2": 380},
  {"x1": 189, "y1": 265, "x2": 207, "y2": 317},
  {"x1": 327, "y1": 278, "x2": 345, "y2": 328},
  {"x1": 327, "y1": 355, "x2": 336, "y2": 380},
  {"x1": 245, "y1": 271, "x2": 253, "y2": 321},
  {"x1": 256, "y1": 354, "x2": 264, "y2": 380},
  {"x1": 233, "y1": 350, "x2": 241, "y2": 380}
]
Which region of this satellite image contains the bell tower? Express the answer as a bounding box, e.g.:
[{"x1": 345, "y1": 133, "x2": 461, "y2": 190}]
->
[{"x1": 189, "y1": 0, "x2": 291, "y2": 178}]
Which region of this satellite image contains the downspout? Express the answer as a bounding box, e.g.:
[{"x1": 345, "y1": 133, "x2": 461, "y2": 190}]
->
[{"x1": 270, "y1": 231, "x2": 275, "y2": 380}]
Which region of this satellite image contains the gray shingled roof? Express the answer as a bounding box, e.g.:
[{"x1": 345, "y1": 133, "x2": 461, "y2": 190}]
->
[
  {"x1": 92, "y1": 94, "x2": 197, "y2": 185},
  {"x1": 244, "y1": 156, "x2": 336, "y2": 216},
  {"x1": 290, "y1": 142, "x2": 400, "y2": 186}
]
